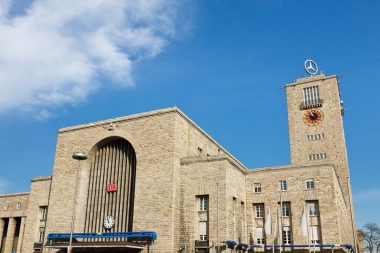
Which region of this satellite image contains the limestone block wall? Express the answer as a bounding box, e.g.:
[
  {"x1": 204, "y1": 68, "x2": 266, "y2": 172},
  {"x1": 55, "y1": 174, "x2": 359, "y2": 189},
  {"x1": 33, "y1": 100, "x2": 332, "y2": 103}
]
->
[
  {"x1": 173, "y1": 110, "x2": 246, "y2": 251},
  {"x1": 0, "y1": 193, "x2": 29, "y2": 253},
  {"x1": 246, "y1": 164, "x2": 353, "y2": 247},
  {"x1": 180, "y1": 155, "x2": 246, "y2": 253},
  {"x1": 286, "y1": 75, "x2": 351, "y2": 206},
  {"x1": 0, "y1": 193, "x2": 29, "y2": 219},
  {"x1": 21, "y1": 176, "x2": 51, "y2": 253}
]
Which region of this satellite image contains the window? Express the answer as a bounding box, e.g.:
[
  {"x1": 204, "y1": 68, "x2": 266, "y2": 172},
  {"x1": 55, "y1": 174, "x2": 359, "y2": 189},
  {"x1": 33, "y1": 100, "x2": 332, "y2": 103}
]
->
[
  {"x1": 256, "y1": 227, "x2": 264, "y2": 244},
  {"x1": 303, "y1": 86, "x2": 320, "y2": 106},
  {"x1": 40, "y1": 206, "x2": 48, "y2": 220},
  {"x1": 254, "y1": 204, "x2": 264, "y2": 218},
  {"x1": 307, "y1": 133, "x2": 325, "y2": 141},
  {"x1": 306, "y1": 179, "x2": 315, "y2": 190},
  {"x1": 16, "y1": 202, "x2": 21, "y2": 210},
  {"x1": 3, "y1": 203, "x2": 9, "y2": 211},
  {"x1": 280, "y1": 180, "x2": 287, "y2": 191},
  {"x1": 254, "y1": 183, "x2": 262, "y2": 193},
  {"x1": 283, "y1": 227, "x2": 292, "y2": 245},
  {"x1": 198, "y1": 221, "x2": 207, "y2": 240},
  {"x1": 309, "y1": 226, "x2": 321, "y2": 244},
  {"x1": 307, "y1": 202, "x2": 319, "y2": 216},
  {"x1": 38, "y1": 227, "x2": 45, "y2": 243},
  {"x1": 282, "y1": 202, "x2": 291, "y2": 217},
  {"x1": 199, "y1": 196, "x2": 208, "y2": 211},
  {"x1": 308, "y1": 153, "x2": 327, "y2": 161}
]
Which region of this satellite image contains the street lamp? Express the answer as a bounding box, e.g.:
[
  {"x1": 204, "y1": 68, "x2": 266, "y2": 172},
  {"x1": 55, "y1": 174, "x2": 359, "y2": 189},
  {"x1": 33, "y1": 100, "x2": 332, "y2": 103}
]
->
[{"x1": 68, "y1": 152, "x2": 87, "y2": 253}]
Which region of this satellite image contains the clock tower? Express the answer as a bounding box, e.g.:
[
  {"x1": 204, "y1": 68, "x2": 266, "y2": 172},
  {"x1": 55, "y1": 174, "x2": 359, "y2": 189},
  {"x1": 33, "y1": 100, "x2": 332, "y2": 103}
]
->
[{"x1": 286, "y1": 73, "x2": 352, "y2": 205}]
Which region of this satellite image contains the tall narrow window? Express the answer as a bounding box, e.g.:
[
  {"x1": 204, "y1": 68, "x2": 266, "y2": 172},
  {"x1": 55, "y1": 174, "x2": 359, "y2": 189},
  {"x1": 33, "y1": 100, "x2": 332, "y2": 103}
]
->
[
  {"x1": 199, "y1": 196, "x2": 208, "y2": 211},
  {"x1": 282, "y1": 202, "x2": 291, "y2": 217},
  {"x1": 280, "y1": 180, "x2": 287, "y2": 191},
  {"x1": 197, "y1": 195, "x2": 209, "y2": 242},
  {"x1": 307, "y1": 201, "x2": 319, "y2": 216},
  {"x1": 256, "y1": 227, "x2": 264, "y2": 244},
  {"x1": 16, "y1": 202, "x2": 21, "y2": 210},
  {"x1": 40, "y1": 206, "x2": 48, "y2": 220},
  {"x1": 283, "y1": 227, "x2": 292, "y2": 245},
  {"x1": 254, "y1": 204, "x2": 264, "y2": 218},
  {"x1": 309, "y1": 226, "x2": 321, "y2": 244},
  {"x1": 3, "y1": 203, "x2": 9, "y2": 211},
  {"x1": 38, "y1": 227, "x2": 45, "y2": 243},
  {"x1": 198, "y1": 221, "x2": 207, "y2": 241}
]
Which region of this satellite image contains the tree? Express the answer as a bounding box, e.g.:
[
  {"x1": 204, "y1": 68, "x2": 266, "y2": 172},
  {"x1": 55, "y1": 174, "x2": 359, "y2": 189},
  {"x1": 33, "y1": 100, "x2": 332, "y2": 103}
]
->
[{"x1": 363, "y1": 222, "x2": 380, "y2": 253}]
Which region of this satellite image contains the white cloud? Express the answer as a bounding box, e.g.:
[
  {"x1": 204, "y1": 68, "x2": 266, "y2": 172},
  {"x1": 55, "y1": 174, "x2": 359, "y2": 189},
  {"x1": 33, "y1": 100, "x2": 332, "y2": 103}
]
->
[
  {"x1": 0, "y1": 177, "x2": 10, "y2": 194},
  {"x1": 0, "y1": 0, "x2": 182, "y2": 116}
]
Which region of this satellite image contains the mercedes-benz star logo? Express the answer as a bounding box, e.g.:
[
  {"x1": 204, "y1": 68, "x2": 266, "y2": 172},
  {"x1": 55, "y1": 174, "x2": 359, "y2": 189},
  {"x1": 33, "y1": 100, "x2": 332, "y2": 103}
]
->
[{"x1": 304, "y1": 59, "x2": 318, "y2": 75}]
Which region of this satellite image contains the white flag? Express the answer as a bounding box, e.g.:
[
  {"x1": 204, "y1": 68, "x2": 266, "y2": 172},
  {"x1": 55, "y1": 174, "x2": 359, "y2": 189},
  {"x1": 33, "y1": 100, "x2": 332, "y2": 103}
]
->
[
  {"x1": 265, "y1": 207, "x2": 272, "y2": 236},
  {"x1": 300, "y1": 206, "x2": 308, "y2": 237},
  {"x1": 273, "y1": 212, "x2": 278, "y2": 239}
]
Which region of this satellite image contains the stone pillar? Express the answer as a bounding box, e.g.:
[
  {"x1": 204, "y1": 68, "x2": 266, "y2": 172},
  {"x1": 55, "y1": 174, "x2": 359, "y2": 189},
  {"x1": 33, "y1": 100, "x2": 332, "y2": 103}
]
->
[
  {"x1": 0, "y1": 218, "x2": 4, "y2": 250},
  {"x1": 3, "y1": 217, "x2": 16, "y2": 253},
  {"x1": 16, "y1": 217, "x2": 25, "y2": 253}
]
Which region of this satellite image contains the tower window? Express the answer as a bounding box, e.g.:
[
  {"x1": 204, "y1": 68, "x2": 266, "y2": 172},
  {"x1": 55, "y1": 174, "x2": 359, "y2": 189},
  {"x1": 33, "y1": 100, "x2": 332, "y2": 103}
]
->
[
  {"x1": 280, "y1": 180, "x2": 287, "y2": 191},
  {"x1": 254, "y1": 183, "x2": 262, "y2": 193},
  {"x1": 306, "y1": 179, "x2": 315, "y2": 190},
  {"x1": 307, "y1": 133, "x2": 325, "y2": 141},
  {"x1": 303, "y1": 86, "x2": 320, "y2": 106},
  {"x1": 308, "y1": 153, "x2": 327, "y2": 160}
]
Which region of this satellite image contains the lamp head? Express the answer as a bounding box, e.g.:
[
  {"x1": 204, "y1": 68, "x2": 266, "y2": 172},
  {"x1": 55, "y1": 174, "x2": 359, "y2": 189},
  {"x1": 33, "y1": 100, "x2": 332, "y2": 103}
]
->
[{"x1": 72, "y1": 151, "x2": 87, "y2": 160}]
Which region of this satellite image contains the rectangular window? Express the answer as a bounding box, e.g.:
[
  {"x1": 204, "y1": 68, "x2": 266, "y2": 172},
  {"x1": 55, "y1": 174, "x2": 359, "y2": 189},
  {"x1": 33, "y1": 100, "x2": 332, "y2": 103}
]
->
[
  {"x1": 307, "y1": 133, "x2": 325, "y2": 141},
  {"x1": 309, "y1": 226, "x2": 321, "y2": 244},
  {"x1": 283, "y1": 227, "x2": 292, "y2": 245},
  {"x1": 38, "y1": 227, "x2": 45, "y2": 243},
  {"x1": 40, "y1": 206, "x2": 48, "y2": 220},
  {"x1": 254, "y1": 183, "x2": 262, "y2": 193},
  {"x1": 307, "y1": 201, "x2": 319, "y2": 216},
  {"x1": 16, "y1": 202, "x2": 21, "y2": 210},
  {"x1": 199, "y1": 196, "x2": 208, "y2": 211},
  {"x1": 282, "y1": 202, "x2": 291, "y2": 217},
  {"x1": 306, "y1": 179, "x2": 315, "y2": 190},
  {"x1": 256, "y1": 227, "x2": 264, "y2": 244},
  {"x1": 254, "y1": 204, "x2": 264, "y2": 218},
  {"x1": 308, "y1": 153, "x2": 327, "y2": 160},
  {"x1": 303, "y1": 86, "x2": 320, "y2": 106},
  {"x1": 3, "y1": 203, "x2": 9, "y2": 211},
  {"x1": 198, "y1": 221, "x2": 207, "y2": 240},
  {"x1": 280, "y1": 180, "x2": 287, "y2": 191}
]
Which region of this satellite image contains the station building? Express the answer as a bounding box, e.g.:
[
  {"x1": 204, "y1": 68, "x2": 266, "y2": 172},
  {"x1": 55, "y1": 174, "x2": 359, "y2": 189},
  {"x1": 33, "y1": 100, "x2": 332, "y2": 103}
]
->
[{"x1": 0, "y1": 73, "x2": 359, "y2": 253}]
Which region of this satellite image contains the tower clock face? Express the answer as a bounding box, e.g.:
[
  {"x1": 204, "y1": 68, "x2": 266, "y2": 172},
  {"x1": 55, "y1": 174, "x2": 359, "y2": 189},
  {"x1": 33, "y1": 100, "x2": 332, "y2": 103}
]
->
[
  {"x1": 104, "y1": 215, "x2": 115, "y2": 229},
  {"x1": 303, "y1": 109, "x2": 323, "y2": 126}
]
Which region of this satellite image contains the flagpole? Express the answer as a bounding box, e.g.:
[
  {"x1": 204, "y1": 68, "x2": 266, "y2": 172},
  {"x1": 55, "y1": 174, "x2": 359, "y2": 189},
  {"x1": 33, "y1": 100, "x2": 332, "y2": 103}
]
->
[
  {"x1": 271, "y1": 203, "x2": 275, "y2": 253},
  {"x1": 279, "y1": 191, "x2": 283, "y2": 253}
]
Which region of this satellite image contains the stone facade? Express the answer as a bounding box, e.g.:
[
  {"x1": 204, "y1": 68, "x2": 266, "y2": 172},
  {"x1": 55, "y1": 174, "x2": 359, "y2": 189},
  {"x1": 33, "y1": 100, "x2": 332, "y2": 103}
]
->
[{"x1": 0, "y1": 74, "x2": 358, "y2": 253}]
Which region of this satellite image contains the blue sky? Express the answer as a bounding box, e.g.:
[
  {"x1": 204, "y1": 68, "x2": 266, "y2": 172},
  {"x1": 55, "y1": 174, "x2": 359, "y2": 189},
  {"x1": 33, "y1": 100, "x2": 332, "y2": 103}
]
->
[{"x1": 0, "y1": 0, "x2": 379, "y2": 228}]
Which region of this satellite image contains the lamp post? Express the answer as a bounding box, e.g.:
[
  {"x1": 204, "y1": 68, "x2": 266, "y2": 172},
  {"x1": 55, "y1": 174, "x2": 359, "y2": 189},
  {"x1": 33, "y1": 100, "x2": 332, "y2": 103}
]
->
[{"x1": 68, "y1": 152, "x2": 87, "y2": 253}]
